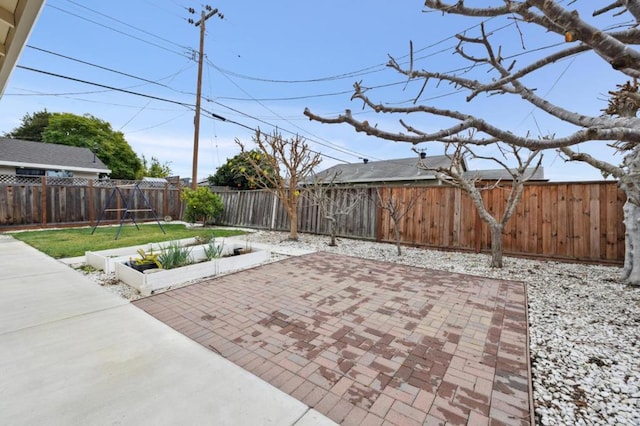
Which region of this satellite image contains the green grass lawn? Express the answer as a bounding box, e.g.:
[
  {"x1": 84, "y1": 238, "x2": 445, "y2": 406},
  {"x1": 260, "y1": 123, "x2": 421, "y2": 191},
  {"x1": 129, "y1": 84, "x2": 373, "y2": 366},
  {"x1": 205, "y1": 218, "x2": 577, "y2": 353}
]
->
[{"x1": 7, "y1": 224, "x2": 246, "y2": 258}]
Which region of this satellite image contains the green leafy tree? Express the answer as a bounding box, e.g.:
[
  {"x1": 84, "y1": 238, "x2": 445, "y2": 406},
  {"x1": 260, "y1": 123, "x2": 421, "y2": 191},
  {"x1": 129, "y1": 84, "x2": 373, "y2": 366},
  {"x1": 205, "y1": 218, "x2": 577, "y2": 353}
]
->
[
  {"x1": 138, "y1": 155, "x2": 172, "y2": 179},
  {"x1": 181, "y1": 187, "x2": 224, "y2": 224},
  {"x1": 208, "y1": 150, "x2": 275, "y2": 189},
  {"x1": 4, "y1": 109, "x2": 52, "y2": 141},
  {"x1": 41, "y1": 113, "x2": 142, "y2": 180}
]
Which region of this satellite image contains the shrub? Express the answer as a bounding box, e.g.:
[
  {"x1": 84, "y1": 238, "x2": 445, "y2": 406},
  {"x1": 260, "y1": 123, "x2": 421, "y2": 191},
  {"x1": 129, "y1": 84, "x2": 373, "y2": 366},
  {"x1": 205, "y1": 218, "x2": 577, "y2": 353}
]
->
[{"x1": 181, "y1": 187, "x2": 224, "y2": 224}]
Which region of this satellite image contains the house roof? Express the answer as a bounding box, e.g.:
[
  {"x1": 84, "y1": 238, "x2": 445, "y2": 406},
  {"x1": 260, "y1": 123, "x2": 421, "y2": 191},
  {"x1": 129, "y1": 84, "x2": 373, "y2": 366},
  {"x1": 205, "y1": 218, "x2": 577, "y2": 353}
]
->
[
  {"x1": 313, "y1": 155, "x2": 546, "y2": 185},
  {"x1": 313, "y1": 156, "x2": 456, "y2": 184},
  {"x1": 0, "y1": 0, "x2": 46, "y2": 98},
  {"x1": 464, "y1": 167, "x2": 546, "y2": 181},
  {"x1": 0, "y1": 138, "x2": 111, "y2": 174}
]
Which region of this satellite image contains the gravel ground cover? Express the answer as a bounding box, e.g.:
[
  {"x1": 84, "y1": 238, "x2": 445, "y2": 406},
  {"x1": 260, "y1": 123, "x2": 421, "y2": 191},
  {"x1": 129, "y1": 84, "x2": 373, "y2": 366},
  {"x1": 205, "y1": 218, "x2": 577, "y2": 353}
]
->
[{"x1": 76, "y1": 230, "x2": 640, "y2": 425}]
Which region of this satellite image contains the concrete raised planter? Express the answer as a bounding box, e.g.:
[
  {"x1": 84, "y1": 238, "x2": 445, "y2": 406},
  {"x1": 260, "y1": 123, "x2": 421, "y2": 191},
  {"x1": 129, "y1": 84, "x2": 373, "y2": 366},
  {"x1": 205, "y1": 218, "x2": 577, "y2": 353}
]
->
[
  {"x1": 85, "y1": 240, "x2": 269, "y2": 296},
  {"x1": 85, "y1": 237, "x2": 199, "y2": 274},
  {"x1": 114, "y1": 245, "x2": 269, "y2": 296}
]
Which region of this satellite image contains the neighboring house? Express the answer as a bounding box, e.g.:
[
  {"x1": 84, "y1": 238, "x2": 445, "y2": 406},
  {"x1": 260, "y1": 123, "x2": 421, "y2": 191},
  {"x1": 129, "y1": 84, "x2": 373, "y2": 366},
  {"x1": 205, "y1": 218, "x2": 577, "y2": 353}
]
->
[
  {"x1": 0, "y1": 138, "x2": 111, "y2": 179},
  {"x1": 312, "y1": 155, "x2": 545, "y2": 186},
  {"x1": 0, "y1": 0, "x2": 46, "y2": 97},
  {"x1": 312, "y1": 156, "x2": 461, "y2": 186}
]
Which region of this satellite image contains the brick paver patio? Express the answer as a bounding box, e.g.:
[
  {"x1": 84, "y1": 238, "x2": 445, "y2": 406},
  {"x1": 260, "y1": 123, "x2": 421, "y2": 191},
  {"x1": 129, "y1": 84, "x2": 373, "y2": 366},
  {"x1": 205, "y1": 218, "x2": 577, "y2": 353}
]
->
[{"x1": 133, "y1": 252, "x2": 532, "y2": 425}]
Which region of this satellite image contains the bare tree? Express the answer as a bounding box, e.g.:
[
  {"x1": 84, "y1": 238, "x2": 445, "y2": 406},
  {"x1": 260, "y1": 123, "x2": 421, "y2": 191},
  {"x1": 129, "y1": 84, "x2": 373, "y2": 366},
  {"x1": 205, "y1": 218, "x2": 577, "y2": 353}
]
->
[
  {"x1": 304, "y1": 1, "x2": 640, "y2": 285},
  {"x1": 306, "y1": 172, "x2": 367, "y2": 246},
  {"x1": 236, "y1": 129, "x2": 322, "y2": 241},
  {"x1": 417, "y1": 144, "x2": 542, "y2": 267},
  {"x1": 374, "y1": 187, "x2": 419, "y2": 256}
]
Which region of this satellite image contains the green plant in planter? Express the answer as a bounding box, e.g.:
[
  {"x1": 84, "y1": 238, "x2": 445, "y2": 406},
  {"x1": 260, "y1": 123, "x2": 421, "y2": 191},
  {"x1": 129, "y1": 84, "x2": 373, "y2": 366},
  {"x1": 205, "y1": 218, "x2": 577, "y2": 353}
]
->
[
  {"x1": 204, "y1": 238, "x2": 224, "y2": 260},
  {"x1": 131, "y1": 248, "x2": 162, "y2": 268},
  {"x1": 158, "y1": 242, "x2": 192, "y2": 269}
]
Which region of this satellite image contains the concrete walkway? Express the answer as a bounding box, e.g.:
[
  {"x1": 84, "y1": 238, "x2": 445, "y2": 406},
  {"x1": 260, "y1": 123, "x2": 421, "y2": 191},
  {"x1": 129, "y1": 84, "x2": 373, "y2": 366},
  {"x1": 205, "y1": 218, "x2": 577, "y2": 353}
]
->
[{"x1": 0, "y1": 235, "x2": 335, "y2": 425}]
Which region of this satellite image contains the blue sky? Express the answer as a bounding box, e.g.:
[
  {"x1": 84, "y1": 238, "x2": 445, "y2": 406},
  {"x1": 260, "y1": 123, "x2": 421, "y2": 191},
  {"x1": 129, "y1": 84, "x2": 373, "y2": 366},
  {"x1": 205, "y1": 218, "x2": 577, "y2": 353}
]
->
[{"x1": 0, "y1": 0, "x2": 628, "y2": 181}]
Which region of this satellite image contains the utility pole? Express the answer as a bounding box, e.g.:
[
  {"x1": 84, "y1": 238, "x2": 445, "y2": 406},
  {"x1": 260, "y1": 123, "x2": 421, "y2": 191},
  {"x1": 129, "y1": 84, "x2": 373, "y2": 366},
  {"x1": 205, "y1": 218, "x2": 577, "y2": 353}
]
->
[{"x1": 188, "y1": 6, "x2": 223, "y2": 190}]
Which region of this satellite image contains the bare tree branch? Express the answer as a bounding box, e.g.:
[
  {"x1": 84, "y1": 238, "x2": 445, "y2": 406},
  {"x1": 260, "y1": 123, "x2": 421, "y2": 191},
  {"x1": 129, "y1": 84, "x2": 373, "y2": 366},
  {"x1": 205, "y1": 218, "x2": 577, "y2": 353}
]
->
[
  {"x1": 623, "y1": 0, "x2": 640, "y2": 21},
  {"x1": 559, "y1": 146, "x2": 624, "y2": 177},
  {"x1": 427, "y1": 0, "x2": 640, "y2": 77},
  {"x1": 373, "y1": 187, "x2": 419, "y2": 255},
  {"x1": 304, "y1": 1, "x2": 640, "y2": 283},
  {"x1": 306, "y1": 171, "x2": 367, "y2": 246},
  {"x1": 305, "y1": 106, "x2": 640, "y2": 149},
  {"x1": 236, "y1": 129, "x2": 322, "y2": 240}
]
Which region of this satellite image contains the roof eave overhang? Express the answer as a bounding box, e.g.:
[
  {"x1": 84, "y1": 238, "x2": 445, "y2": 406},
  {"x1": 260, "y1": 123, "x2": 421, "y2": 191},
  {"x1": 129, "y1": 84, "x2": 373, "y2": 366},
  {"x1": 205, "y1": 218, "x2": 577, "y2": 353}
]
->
[
  {"x1": 0, "y1": 0, "x2": 46, "y2": 98},
  {"x1": 332, "y1": 175, "x2": 438, "y2": 184},
  {"x1": 0, "y1": 160, "x2": 111, "y2": 174}
]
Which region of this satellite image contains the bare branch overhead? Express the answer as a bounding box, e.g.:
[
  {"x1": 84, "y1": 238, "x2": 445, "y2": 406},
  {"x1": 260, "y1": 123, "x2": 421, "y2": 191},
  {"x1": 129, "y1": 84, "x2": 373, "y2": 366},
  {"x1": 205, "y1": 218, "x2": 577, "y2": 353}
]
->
[{"x1": 305, "y1": 1, "x2": 640, "y2": 151}]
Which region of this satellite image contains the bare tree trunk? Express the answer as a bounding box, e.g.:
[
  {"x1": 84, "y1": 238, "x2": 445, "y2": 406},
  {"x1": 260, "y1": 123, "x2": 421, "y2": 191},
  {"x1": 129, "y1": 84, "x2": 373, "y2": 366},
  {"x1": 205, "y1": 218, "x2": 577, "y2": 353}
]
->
[
  {"x1": 489, "y1": 223, "x2": 505, "y2": 268},
  {"x1": 620, "y1": 148, "x2": 640, "y2": 286},
  {"x1": 394, "y1": 224, "x2": 402, "y2": 256},
  {"x1": 622, "y1": 200, "x2": 640, "y2": 285},
  {"x1": 289, "y1": 208, "x2": 299, "y2": 241},
  {"x1": 328, "y1": 218, "x2": 337, "y2": 246}
]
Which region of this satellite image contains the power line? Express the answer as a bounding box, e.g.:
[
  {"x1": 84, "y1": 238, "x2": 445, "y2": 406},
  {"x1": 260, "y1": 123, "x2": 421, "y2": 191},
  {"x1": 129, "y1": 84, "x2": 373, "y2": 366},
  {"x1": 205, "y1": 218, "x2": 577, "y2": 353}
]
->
[
  {"x1": 126, "y1": 111, "x2": 192, "y2": 133},
  {"x1": 46, "y1": 3, "x2": 191, "y2": 59},
  {"x1": 60, "y1": 0, "x2": 189, "y2": 50},
  {"x1": 16, "y1": 65, "x2": 194, "y2": 108},
  {"x1": 208, "y1": 60, "x2": 379, "y2": 161},
  {"x1": 42, "y1": 2, "x2": 520, "y2": 103},
  {"x1": 28, "y1": 10, "x2": 561, "y2": 108},
  {"x1": 141, "y1": 0, "x2": 186, "y2": 19},
  {"x1": 200, "y1": 109, "x2": 349, "y2": 164},
  {"x1": 202, "y1": 16, "x2": 511, "y2": 86},
  {"x1": 202, "y1": 99, "x2": 355, "y2": 163},
  {"x1": 4, "y1": 87, "x2": 185, "y2": 111},
  {"x1": 14, "y1": 64, "x2": 352, "y2": 164},
  {"x1": 26, "y1": 44, "x2": 198, "y2": 100},
  {"x1": 25, "y1": 45, "x2": 190, "y2": 88}
]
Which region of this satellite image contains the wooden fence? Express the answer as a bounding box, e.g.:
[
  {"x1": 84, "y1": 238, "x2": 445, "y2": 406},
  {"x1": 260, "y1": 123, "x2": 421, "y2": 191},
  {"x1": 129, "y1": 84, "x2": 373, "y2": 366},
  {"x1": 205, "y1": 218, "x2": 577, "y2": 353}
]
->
[
  {"x1": 0, "y1": 177, "x2": 184, "y2": 229},
  {"x1": 375, "y1": 182, "x2": 625, "y2": 263},
  {"x1": 214, "y1": 181, "x2": 626, "y2": 264},
  {"x1": 215, "y1": 187, "x2": 378, "y2": 238},
  {"x1": 0, "y1": 177, "x2": 626, "y2": 263}
]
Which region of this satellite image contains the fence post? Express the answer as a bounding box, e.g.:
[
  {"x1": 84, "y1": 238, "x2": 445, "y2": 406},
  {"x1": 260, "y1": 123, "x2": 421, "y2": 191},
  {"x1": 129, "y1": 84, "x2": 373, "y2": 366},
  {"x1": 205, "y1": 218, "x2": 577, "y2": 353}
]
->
[
  {"x1": 177, "y1": 179, "x2": 183, "y2": 220},
  {"x1": 375, "y1": 187, "x2": 383, "y2": 242},
  {"x1": 40, "y1": 176, "x2": 47, "y2": 227},
  {"x1": 116, "y1": 181, "x2": 122, "y2": 222},
  {"x1": 163, "y1": 182, "x2": 169, "y2": 218},
  {"x1": 270, "y1": 192, "x2": 277, "y2": 230},
  {"x1": 88, "y1": 179, "x2": 95, "y2": 226}
]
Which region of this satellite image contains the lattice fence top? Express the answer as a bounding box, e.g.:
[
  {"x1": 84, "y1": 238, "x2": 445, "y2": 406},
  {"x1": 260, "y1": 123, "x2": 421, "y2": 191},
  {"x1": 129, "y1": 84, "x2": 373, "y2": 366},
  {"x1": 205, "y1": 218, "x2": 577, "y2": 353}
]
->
[
  {"x1": 0, "y1": 175, "x2": 182, "y2": 189},
  {"x1": 0, "y1": 175, "x2": 43, "y2": 185},
  {"x1": 45, "y1": 177, "x2": 90, "y2": 186}
]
